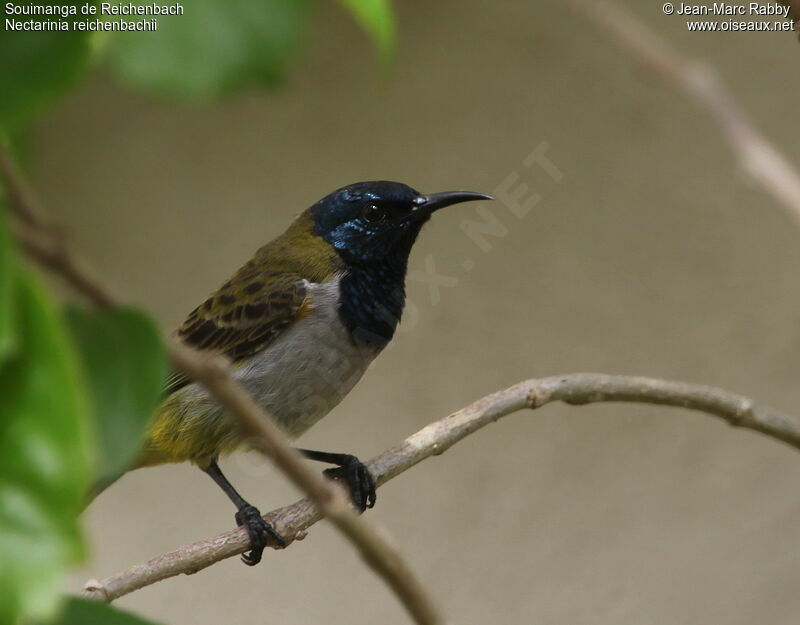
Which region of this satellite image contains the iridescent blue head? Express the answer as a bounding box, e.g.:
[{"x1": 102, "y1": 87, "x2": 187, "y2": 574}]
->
[
  {"x1": 310, "y1": 181, "x2": 493, "y2": 266},
  {"x1": 309, "y1": 180, "x2": 493, "y2": 348}
]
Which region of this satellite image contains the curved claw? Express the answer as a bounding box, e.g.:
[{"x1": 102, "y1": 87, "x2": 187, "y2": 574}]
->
[
  {"x1": 323, "y1": 456, "x2": 376, "y2": 512},
  {"x1": 234, "y1": 504, "x2": 286, "y2": 566}
]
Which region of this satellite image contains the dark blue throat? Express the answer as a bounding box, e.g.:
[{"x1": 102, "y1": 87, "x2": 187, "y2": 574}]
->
[{"x1": 338, "y1": 258, "x2": 408, "y2": 350}]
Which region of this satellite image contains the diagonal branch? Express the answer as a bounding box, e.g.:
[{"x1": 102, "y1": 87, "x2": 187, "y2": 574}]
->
[
  {"x1": 82, "y1": 372, "x2": 800, "y2": 601},
  {"x1": 564, "y1": 0, "x2": 800, "y2": 227},
  {"x1": 0, "y1": 145, "x2": 445, "y2": 625}
]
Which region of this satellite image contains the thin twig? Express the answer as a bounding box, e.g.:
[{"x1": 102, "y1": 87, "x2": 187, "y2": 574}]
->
[
  {"x1": 564, "y1": 0, "x2": 800, "y2": 227},
  {"x1": 0, "y1": 145, "x2": 445, "y2": 625},
  {"x1": 81, "y1": 372, "x2": 800, "y2": 601}
]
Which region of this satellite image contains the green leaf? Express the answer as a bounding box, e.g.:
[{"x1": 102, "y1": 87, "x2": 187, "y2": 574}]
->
[
  {"x1": 66, "y1": 307, "x2": 166, "y2": 483},
  {"x1": 104, "y1": 0, "x2": 312, "y2": 98},
  {"x1": 0, "y1": 202, "x2": 16, "y2": 363},
  {"x1": 336, "y1": 0, "x2": 395, "y2": 64},
  {"x1": 49, "y1": 596, "x2": 164, "y2": 625},
  {"x1": 0, "y1": 2, "x2": 96, "y2": 132},
  {"x1": 0, "y1": 270, "x2": 91, "y2": 624}
]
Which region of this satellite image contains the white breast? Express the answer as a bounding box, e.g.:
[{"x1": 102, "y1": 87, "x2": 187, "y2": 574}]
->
[{"x1": 233, "y1": 277, "x2": 381, "y2": 438}]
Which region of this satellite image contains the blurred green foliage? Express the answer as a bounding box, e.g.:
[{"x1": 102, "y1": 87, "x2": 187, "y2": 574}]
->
[
  {"x1": 105, "y1": 0, "x2": 314, "y2": 98},
  {"x1": 48, "y1": 597, "x2": 163, "y2": 625},
  {"x1": 0, "y1": 1, "x2": 395, "y2": 623},
  {"x1": 336, "y1": 0, "x2": 394, "y2": 64},
  {"x1": 0, "y1": 0, "x2": 394, "y2": 126},
  {"x1": 105, "y1": 0, "x2": 394, "y2": 97},
  {"x1": 66, "y1": 307, "x2": 167, "y2": 484},
  {"x1": 0, "y1": 1, "x2": 96, "y2": 132},
  {"x1": 0, "y1": 206, "x2": 168, "y2": 625},
  {"x1": 0, "y1": 248, "x2": 90, "y2": 624}
]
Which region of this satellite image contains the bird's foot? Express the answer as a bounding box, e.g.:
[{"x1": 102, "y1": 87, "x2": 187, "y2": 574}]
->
[
  {"x1": 323, "y1": 455, "x2": 376, "y2": 513},
  {"x1": 234, "y1": 504, "x2": 286, "y2": 566}
]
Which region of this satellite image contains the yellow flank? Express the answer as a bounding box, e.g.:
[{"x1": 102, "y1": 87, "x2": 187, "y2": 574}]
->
[{"x1": 138, "y1": 391, "x2": 242, "y2": 470}]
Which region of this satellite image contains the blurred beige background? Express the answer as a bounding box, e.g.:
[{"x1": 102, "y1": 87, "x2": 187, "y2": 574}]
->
[{"x1": 31, "y1": 1, "x2": 800, "y2": 623}]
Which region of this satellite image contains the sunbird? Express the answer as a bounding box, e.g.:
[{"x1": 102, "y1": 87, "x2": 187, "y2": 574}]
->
[{"x1": 105, "y1": 181, "x2": 493, "y2": 565}]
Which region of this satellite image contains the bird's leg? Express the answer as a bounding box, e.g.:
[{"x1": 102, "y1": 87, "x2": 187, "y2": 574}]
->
[
  {"x1": 203, "y1": 460, "x2": 285, "y2": 565},
  {"x1": 297, "y1": 449, "x2": 376, "y2": 512}
]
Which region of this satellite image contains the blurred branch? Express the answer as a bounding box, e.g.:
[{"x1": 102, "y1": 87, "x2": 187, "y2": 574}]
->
[
  {"x1": 0, "y1": 145, "x2": 445, "y2": 625},
  {"x1": 11, "y1": 221, "x2": 118, "y2": 308},
  {"x1": 81, "y1": 372, "x2": 800, "y2": 601},
  {"x1": 0, "y1": 149, "x2": 117, "y2": 307},
  {"x1": 564, "y1": 0, "x2": 800, "y2": 226}
]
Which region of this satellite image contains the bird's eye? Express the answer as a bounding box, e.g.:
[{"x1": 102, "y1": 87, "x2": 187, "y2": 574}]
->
[{"x1": 363, "y1": 204, "x2": 387, "y2": 224}]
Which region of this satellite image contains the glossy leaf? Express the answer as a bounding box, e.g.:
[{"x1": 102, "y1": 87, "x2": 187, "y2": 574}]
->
[
  {"x1": 104, "y1": 0, "x2": 312, "y2": 98},
  {"x1": 336, "y1": 0, "x2": 395, "y2": 63},
  {"x1": 0, "y1": 2, "x2": 96, "y2": 131},
  {"x1": 66, "y1": 307, "x2": 166, "y2": 483},
  {"x1": 49, "y1": 596, "x2": 164, "y2": 625},
  {"x1": 0, "y1": 271, "x2": 90, "y2": 624}
]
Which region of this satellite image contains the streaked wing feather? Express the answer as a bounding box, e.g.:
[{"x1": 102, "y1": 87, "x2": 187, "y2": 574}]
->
[{"x1": 164, "y1": 273, "x2": 308, "y2": 396}]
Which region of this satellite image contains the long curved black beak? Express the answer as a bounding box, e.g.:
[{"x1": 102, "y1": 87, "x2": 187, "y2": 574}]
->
[{"x1": 412, "y1": 190, "x2": 494, "y2": 216}]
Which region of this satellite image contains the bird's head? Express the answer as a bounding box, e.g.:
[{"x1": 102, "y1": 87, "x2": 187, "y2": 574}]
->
[{"x1": 308, "y1": 181, "x2": 493, "y2": 266}]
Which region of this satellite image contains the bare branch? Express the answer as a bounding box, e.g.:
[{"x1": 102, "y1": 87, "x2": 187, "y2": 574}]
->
[
  {"x1": 564, "y1": 0, "x2": 800, "y2": 227},
  {"x1": 82, "y1": 372, "x2": 800, "y2": 601},
  {"x1": 0, "y1": 145, "x2": 445, "y2": 625}
]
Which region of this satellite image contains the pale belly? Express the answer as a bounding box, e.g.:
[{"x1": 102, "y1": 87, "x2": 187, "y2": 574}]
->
[
  {"x1": 235, "y1": 297, "x2": 379, "y2": 438},
  {"x1": 145, "y1": 280, "x2": 380, "y2": 466}
]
